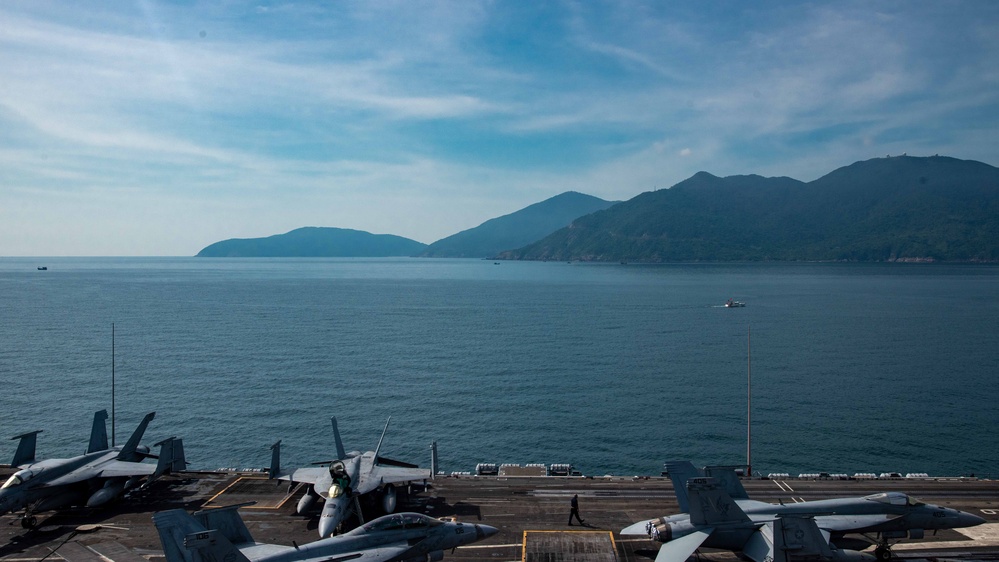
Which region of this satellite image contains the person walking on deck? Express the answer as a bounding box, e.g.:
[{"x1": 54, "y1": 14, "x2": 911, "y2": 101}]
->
[{"x1": 568, "y1": 494, "x2": 584, "y2": 525}]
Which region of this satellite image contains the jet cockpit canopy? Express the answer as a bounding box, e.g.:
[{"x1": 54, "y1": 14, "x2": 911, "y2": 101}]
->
[
  {"x1": 864, "y1": 492, "x2": 925, "y2": 507},
  {"x1": 350, "y1": 513, "x2": 443, "y2": 535},
  {"x1": 1, "y1": 469, "x2": 38, "y2": 490}
]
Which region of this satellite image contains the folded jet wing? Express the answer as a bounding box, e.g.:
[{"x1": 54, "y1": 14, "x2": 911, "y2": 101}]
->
[{"x1": 743, "y1": 515, "x2": 874, "y2": 562}]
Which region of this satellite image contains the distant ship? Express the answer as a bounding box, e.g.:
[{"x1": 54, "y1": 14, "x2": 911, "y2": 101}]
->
[
  {"x1": 37, "y1": 266, "x2": 47, "y2": 271},
  {"x1": 725, "y1": 298, "x2": 745, "y2": 307}
]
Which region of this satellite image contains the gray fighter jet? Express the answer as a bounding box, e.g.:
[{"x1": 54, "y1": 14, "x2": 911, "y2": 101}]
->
[
  {"x1": 622, "y1": 462, "x2": 985, "y2": 562},
  {"x1": 0, "y1": 410, "x2": 186, "y2": 528},
  {"x1": 153, "y1": 503, "x2": 498, "y2": 562},
  {"x1": 269, "y1": 417, "x2": 431, "y2": 537}
]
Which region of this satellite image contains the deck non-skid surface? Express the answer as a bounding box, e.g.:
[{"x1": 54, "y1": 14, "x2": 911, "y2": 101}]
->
[
  {"x1": 202, "y1": 476, "x2": 298, "y2": 510},
  {"x1": 523, "y1": 530, "x2": 618, "y2": 562},
  {"x1": 1, "y1": 472, "x2": 998, "y2": 562}
]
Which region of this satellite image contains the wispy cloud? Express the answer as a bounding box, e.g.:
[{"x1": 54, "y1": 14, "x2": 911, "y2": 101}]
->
[{"x1": 0, "y1": 1, "x2": 996, "y2": 255}]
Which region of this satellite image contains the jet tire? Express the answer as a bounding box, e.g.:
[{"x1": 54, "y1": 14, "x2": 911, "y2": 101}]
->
[{"x1": 875, "y1": 546, "x2": 892, "y2": 561}]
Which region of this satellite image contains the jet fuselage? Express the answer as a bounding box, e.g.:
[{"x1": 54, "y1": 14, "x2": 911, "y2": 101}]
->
[
  {"x1": 0, "y1": 451, "x2": 126, "y2": 515},
  {"x1": 638, "y1": 493, "x2": 985, "y2": 553}
]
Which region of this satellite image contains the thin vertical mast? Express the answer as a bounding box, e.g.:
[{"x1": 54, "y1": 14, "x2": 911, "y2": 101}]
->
[
  {"x1": 112, "y1": 322, "x2": 116, "y2": 447},
  {"x1": 747, "y1": 325, "x2": 751, "y2": 477}
]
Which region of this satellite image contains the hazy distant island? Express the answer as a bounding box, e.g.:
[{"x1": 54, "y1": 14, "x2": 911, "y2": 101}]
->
[
  {"x1": 196, "y1": 227, "x2": 427, "y2": 257},
  {"x1": 197, "y1": 156, "x2": 999, "y2": 263},
  {"x1": 196, "y1": 191, "x2": 615, "y2": 259}
]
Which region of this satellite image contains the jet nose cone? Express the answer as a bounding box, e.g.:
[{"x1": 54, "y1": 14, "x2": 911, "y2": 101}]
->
[
  {"x1": 318, "y1": 517, "x2": 337, "y2": 538},
  {"x1": 958, "y1": 512, "x2": 987, "y2": 527},
  {"x1": 475, "y1": 524, "x2": 499, "y2": 540}
]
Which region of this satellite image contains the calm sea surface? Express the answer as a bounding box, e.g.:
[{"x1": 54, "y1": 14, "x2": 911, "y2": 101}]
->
[{"x1": 1, "y1": 258, "x2": 996, "y2": 477}]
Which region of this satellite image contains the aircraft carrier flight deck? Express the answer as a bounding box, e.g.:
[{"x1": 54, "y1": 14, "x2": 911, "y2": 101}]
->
[{"x1": 1, "y1": 469, "x2": 997, "y2": 562}]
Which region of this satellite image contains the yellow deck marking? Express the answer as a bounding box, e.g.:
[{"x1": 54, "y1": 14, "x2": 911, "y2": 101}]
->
[
  {"x1": 202, "y1": 476, "x2": 252, "y2": 506},
  {"x1": 202, "y1": 476, "x2": 293, "y2": 510}
]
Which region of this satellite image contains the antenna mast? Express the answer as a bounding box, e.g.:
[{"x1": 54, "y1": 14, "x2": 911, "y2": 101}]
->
[
  {"x1": 112, "y1": 322, "x2": 116, "y2": 447},
  {"x1": 746, "y1": 325, "x2": 752, "y2": 477}
]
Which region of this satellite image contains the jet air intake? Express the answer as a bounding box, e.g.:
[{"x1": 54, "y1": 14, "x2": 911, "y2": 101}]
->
[{"x1": 881, "y1": 529, "x2": 924, "y2": 540}]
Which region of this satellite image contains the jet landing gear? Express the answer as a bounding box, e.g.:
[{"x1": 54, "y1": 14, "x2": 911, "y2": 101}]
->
[
  {"x1": 19, "y1": 514, "x2": 38, "y2": 530},
  {"x1": 859, "y1": 532, "x2": 899, "y2": 561}
]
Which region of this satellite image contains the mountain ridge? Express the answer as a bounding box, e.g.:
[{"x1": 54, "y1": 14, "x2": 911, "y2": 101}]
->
[
  {"x1": 420, "y1": 191, "x2": 618, "y2": 258},
  {"x1": 196, "y1": 156, "x2": 998, "y2": 262},
  {"x1": 498, "y1": 155, "x2": 999, "y2": 263}
]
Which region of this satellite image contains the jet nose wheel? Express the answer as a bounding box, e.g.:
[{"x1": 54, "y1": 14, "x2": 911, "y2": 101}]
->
[
  {"x1": 20, "y1": 516, "x2": 37, "y2": 529},
  {"x1": 874, "y1": 546, "x2": 892, "y2": 561}
]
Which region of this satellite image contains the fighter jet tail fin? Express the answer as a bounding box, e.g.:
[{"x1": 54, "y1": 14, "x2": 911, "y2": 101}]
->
[
  {"x1": 118, "y1": 412, "x2": 155, "y2": 461},
  {"x1": 153, "y1": 437, "x2": 188, "y2": 477},
  {"x1": 10, "y1": 430, "x2": 42, "y2": 466},
  {"x1": 268, "y1": 440, "x2": 281, "y2": 479},
  {"x1": 88, "y1": 410, "x2": 110, "y2": 453},
  {"x1": 704, "y1": 465, "x2": 750, "y2": 500},
  {"x1": 192, "y1": 503, "x2": 257, "y2": 545},
  {"x1": 153, "y1": 508, "x2": 252, "y2": 562},
  {"x1": 331, "y1": 417, "x2": 347, "y2": 460},
  {"x1": 687, "y1": 477, "x2": 751, "y2": 526},
  {"x1": 372, "y1": 416, "x2": 391, "y2": 461},
  {"x1": 664, "y1": 461, "x2": 700, "y2": 512}
]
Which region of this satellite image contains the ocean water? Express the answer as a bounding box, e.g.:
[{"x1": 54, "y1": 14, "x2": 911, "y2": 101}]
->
[{"x1": 0, "y1": 258, "x2": 996, "y2": 477}]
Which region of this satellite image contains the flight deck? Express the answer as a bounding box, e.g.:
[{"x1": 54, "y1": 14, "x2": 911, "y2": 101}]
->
[{"x1": 1, "y1": 470, "x2": 997, "y2": 562}]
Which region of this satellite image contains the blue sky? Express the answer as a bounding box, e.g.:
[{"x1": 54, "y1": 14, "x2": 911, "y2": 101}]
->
[{"x1": 2, "y1": 1, "x2": 997, "y2": 255}]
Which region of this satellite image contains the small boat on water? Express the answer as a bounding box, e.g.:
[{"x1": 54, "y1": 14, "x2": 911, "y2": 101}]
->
[
  {"x1": 725, "y1": 298, "x2": 745, "y2": 307},
  {"x1": 37, "y1": 266, "x2": 48, "y2": 271}
]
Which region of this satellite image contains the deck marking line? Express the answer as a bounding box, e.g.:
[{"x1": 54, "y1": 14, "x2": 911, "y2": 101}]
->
[
  {"x1": 202, "y1": 476, "x2": 294, "y2": 510},
  {"x1": 240, "y1": 476, "x2": 290, "y2": 510},
  {"x1": 266, "y1": 481, "x2": 301, "y2": 510},
  {"x1": 203, "y1": 476, "x2": 249, "y2": 505}
]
